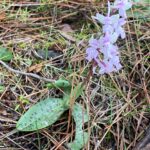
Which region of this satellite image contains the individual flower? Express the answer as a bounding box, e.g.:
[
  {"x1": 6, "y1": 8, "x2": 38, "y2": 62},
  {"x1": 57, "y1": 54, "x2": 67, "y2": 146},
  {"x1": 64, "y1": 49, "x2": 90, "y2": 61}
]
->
[
  {"x1": 98, "y1": 32, "x2": 118, "y2": 59},
  {"x1": 89, "y1": 38, "x2": 101, "y2": 49},
  {"x1": 113, "y1": 0, "x2": 132, "y2": 18},
  {"x1": 86, "y1": 47, "x2": 99, "y2": 62},
  {"x1": 99, "y1": 32, "x2": 118, "y2": 46},
  {"x1": 98, "y1": 59, "x2": 115, "y2": 74},
  {"x1": 101, "y1": 44, "x2": 119, "y2": 59},
  {"x1": 86, "y1": 38, "x2": 100, "y2": 61},
  {"x1": 93, "y1": 13, "x2": 119, "y2": 33},
  {"x1": 113, "y1": 18, "x2": 126, "y2": 39},
  {"x1": 109, "y1": 55, "x2": 122, "y2": 70},
  {"x1": 98, "y1": 55, "x2": 122, "y2": 74},
  {"x1": 92, "y1": 1, "x2": 119, "y2": 33}
]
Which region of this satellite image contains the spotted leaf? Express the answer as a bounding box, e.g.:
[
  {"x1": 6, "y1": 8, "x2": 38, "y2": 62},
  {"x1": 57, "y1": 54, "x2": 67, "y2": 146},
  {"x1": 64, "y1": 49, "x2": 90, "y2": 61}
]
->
[{"x1": 16, "y1": 98, "x2": 68, "y2": 131}]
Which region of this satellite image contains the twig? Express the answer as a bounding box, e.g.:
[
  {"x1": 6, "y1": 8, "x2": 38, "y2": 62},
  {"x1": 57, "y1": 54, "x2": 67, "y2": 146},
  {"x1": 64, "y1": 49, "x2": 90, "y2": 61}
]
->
[
  {"x1": 0, "y1": 60, "x2": 55, "y2": 82},
  {"x1": 10, "y1": 3, "x2": 43, "y2": 7}
]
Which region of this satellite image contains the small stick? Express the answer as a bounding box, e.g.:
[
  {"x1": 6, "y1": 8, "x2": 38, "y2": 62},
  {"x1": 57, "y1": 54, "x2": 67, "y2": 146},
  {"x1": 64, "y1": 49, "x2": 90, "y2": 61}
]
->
[
  {"x1": 0, "y1": 60, "x2": 55, "y2": 82},
  {"x1": 10, "y1": 3, "x2": 43, "y2": 7}
]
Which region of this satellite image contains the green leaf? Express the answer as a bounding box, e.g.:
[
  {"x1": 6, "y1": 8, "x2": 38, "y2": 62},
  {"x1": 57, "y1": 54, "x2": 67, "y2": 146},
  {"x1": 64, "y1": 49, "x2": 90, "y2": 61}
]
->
[
  {"x1": 0, "y1": 47, "x2": 13, "y2": 61},
  {"x1": 45, "y1": 79, "x2": 71, "y2": 89},
  {"x1": 54, "y1": 79, "x2": 71, "y2": 88},
  {"x1": 68, "y1": 132, "x2": 89, "y2": 150},
  {"x1": 68, "y1": 103, "x2": 90, "y2": 150},
  {"x1": 16, "y1": 98, "x2": 68, "y2": 131}
]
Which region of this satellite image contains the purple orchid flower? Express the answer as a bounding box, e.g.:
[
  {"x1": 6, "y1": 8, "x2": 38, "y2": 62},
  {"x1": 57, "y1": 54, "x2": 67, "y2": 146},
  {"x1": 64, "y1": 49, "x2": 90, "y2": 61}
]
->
[
  {"x1": 86, "y1": 0, "x2": 132, "y2": 75},
  {"x1": 113, "y1": 18, "x2": 126, "y2": 39},
  {"x1": 89, "y1": 38, "x2": 101, "y2": 49},
  {"x1": 100, "y1": 32, "x2": 118, "y2": 46},
  {"x1": 109, "y1": 56, "x2": 122, "y2": 70},
  {"x1": 92, "y1": 1, "x2": 120, "y2": 33},
  {"x1": 113, "y1": 0, "x2": 132, "y2": 18},
  {"x1": 86, "y1": 38, "x2": 100, "y2": 61},
  {"x1": 99, "y1": 59, "x2": 115, "y2": 74},
  {"x1": 99, "y1": 32, "x2": 118, "y2": 59},
  {"x1": 101, "y1": 44, "x2": 119, "y2": 59},
  {"x1": 86, "y1": 47, "x2": 99, "y2": 62},
  {"x1": 98, "y1": 56, "x2": 122, "y2": 74}
]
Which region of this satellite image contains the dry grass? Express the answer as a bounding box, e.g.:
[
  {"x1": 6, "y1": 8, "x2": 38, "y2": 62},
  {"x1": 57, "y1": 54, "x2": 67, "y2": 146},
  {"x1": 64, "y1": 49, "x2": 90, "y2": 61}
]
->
[{"x1": 0, "y1": 0, "x2": 150, "y2": 150}]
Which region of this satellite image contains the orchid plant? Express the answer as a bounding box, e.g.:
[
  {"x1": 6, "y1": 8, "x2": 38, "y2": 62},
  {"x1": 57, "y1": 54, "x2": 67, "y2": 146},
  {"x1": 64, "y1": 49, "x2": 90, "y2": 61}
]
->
[
  {"x1": 86, "y1": 0, "x2": 132, "y2": 74},
  {"x1": 15, "y1": 1, "x2": 133, "y2": 150}
]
